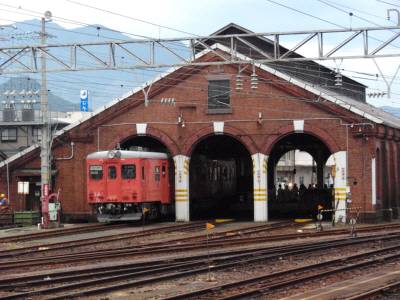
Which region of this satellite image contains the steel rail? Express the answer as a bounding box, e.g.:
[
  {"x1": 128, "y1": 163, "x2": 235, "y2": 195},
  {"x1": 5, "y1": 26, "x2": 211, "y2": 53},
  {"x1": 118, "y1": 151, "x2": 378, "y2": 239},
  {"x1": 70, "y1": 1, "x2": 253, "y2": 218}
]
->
[
  {"x1": 3, "y1": 235, "x2": 400, "y2": 300},
  {"x1": 1, "y1": 227, "x2": 400, "y2": 271},
  {"x1": 0, "y1": 223, "x2": 127, "y2": 243},
  {"x1": 0, "y1": 220, "x2": 206, "y2": 252},
  {"x1": 0, "y1": 230, "x2": 399, "y2": 279},
  {"x1": 346, "y1": 280, "x2": 400, "y2": 300},
  {"x1": 0, "y1": 221, "x2": 290, "y2": 259},
  {"x1": 163, "y1": 246, "x2": 400, "y2": 300}
]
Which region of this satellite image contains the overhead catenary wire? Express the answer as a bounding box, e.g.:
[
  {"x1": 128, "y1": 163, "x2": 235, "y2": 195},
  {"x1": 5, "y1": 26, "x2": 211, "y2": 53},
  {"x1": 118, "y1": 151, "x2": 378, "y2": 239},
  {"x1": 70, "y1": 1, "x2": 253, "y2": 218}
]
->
[
  {"x1": 0, "y1": 3, "x2": 399, "y2": 108},
  {"x1": 4, "y1": 46, "x2": 400, "y2": 105},
  {"x1": 0, "y1": 4, "x2": 399, "y2": 82},
  {"x1": 266, "y1": 0, "x2": 400, "y2": 50},
  {"x1": 4, "y1": 50, "x2": 400, "y2": 109},
  {"x1": 64, "y1": 0, "x2": 198, "y2": 37}
]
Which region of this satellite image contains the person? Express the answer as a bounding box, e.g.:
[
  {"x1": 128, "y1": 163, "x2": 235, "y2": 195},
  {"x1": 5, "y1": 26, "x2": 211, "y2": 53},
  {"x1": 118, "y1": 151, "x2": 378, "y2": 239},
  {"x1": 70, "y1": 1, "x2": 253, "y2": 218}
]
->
[
  {"x1": 292, "y1": 183, "x2": 299, "y2": 203},
  {"x1": 283, "y1": 184, "x2": 290, "y2": 203},
  {"x1": 277, "y1": 184, "x2": 284, "y2": 203},
  {"x1": 0, "y1": 193, "x2": 9, "y2": 211}
]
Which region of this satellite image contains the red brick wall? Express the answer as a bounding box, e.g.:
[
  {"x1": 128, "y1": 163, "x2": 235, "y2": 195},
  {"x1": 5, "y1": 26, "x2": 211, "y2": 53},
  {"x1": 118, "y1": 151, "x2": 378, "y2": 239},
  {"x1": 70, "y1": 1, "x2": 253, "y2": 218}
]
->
[{"x1": 1, "y1": 56, "x2": 393, "y2": 220}]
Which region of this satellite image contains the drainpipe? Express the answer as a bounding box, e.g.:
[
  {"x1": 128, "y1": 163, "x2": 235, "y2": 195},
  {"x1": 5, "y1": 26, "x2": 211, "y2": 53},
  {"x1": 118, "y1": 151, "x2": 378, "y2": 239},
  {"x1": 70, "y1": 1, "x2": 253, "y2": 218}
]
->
[
  {"x1": 55, "y1": 142, "x2": 75, "y2": 160},
  {"x1": 6, "y1": 161, "x2": 10, "y2": 202}
]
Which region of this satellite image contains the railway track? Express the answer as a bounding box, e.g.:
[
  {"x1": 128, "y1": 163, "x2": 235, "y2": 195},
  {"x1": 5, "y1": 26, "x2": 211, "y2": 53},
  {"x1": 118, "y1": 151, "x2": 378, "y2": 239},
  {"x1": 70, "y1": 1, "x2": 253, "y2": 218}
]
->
[
  {"x1": 346, "y1": 280, "x2": 400, "y2": 300},
  {"x1": 0, "y1": 220, "x2": 291, "y2": 259},
  {"x1": 164, "y1": 244, "x2": 400, "y2": 299},
  {"x1": 1, "y1": 232, "x2": 399, "y2": 299},
  {"x1": 0, "y1": 220, "x2": 396, "y2": 263},
  {"x1": 0, "y1": 222, "x2": 128, "y2": 243},
  {"x1": 0, "y1": 222, "x2": 400, "y2": 271}
]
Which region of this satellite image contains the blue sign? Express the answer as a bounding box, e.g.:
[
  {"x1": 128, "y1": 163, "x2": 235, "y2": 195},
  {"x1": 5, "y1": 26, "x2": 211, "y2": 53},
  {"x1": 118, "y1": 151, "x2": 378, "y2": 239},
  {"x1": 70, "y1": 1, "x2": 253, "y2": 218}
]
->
[{"x1": 80, "y1": 90, "x2": 88, "y2": 112}]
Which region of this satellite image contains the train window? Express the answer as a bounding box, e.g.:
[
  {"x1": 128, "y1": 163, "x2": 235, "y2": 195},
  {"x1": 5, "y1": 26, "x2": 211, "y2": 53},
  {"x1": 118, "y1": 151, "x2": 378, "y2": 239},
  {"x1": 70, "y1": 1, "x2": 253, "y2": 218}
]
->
[
  {"x1": 162, "y1": 165, "x2": 166, "y2": 177},
  {"x1": 122, "y1": 164, "x2": 136, "y2": 179},
  {"x1": 154, "y1": 166, "x2": 160, "y2": 181},
  {"x1": 89, "y1": 165, "x2": 103, "y2": 180},
  {"x1": 108, "y1": 166, "x2": 117, "y2": 179}
]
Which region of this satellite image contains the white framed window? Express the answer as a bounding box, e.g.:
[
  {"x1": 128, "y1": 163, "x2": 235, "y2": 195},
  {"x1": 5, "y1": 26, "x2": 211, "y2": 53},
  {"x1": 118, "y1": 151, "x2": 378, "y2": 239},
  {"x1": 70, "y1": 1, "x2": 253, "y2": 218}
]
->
[
  {"x1": 32, "y1": 127, "x2": 42, "y2": 142},
  {"x1": 1, "y1": 128, "x2": 17, "y2": 142},
  {"x1": 208, "y1": 80, "x2": 231, "y2": 109}
]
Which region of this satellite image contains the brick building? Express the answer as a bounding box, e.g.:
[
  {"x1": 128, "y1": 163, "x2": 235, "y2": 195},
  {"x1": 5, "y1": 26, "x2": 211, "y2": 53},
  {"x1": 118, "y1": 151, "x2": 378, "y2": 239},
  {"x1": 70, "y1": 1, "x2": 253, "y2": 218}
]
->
[{"x1": 0, "y1": 24, "x2": 399, "y2": 222}]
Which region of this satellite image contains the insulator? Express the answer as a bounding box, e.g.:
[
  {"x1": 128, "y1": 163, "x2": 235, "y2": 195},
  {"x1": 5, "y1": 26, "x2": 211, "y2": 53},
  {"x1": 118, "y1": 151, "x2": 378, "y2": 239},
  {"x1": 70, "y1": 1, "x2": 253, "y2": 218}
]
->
[
  {"x1": 236, "y1": 74, "x2": 243, "y2": 91},
  {"x1": 334, "y1": 73, "x2": 342, "y2": 86},
  {"x1": 250, "y1": 72, "x2": 258, "y2": 89}
]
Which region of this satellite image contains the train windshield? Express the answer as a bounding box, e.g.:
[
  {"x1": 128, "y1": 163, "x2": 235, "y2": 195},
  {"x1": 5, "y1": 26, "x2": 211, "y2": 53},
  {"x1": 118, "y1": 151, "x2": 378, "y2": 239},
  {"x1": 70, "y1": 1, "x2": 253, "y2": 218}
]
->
[
  {"x1": 89, "y1": 165, "x2": 103, "y2": 180},
  {"x1": 122, "y1": 164, "x2": 136, "y2": 179},
  {"x1": 108, "y1": 166, "x2": 117, "y2": 179}
]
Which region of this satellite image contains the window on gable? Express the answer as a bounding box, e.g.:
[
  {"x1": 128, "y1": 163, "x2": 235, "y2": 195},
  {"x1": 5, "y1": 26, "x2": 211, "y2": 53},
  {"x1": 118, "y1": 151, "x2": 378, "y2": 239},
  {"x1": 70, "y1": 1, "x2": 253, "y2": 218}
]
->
[{"x1": 208, "y1": 80, "x2": 230, "y2": 110}]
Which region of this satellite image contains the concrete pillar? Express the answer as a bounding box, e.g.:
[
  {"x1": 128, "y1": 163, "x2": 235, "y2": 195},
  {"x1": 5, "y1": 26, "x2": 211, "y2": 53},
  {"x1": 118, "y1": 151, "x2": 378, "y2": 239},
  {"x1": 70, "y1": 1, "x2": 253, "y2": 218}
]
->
[
  {"x1": 173, "y1": 155, "x2": 190, "y2": 221},
  {"x1": 252, "y1": 153, "x2": 268, "y2": 222},
  {"x1": 332, "y1": 151, "x2": 348, "y2": 223}
]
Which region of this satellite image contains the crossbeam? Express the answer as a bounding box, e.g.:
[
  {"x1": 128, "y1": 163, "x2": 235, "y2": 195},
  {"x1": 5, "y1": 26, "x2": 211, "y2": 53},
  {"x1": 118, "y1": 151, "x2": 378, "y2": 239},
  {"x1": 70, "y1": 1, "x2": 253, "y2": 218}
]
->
[{"x1": 0, "y1": 25, "x2": 399, "y2": 74}]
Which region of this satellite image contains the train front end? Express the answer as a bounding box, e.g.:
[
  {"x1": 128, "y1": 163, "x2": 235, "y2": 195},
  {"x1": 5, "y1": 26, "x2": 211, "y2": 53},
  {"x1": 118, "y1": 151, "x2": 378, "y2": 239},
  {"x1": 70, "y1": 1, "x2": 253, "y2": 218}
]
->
[{"x1": 86, "y1": 150, "x2": 170, "y2": 222}]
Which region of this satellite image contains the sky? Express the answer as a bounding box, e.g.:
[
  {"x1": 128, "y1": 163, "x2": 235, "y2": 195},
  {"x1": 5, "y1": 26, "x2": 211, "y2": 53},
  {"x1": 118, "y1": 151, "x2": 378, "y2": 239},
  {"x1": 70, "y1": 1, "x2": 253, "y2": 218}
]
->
[{"x1": 0, "y1": 0, "x2": 400, "y2": 108}]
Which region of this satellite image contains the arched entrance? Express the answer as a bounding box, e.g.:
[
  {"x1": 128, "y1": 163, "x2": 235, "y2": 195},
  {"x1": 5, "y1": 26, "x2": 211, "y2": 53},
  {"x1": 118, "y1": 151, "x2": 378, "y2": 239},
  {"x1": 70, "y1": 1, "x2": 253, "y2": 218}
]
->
[
  {"x1": 267, "y1": 133, "x2": 333, "y2": 219},
  {"x1": 189, "y1": 135, "x2": 253, "y2": 220},
  {"x1": 120, "y1": 136, "x2": 170, "y2": 154},
  {"x1": 120, "y1": 135, "x2": 175, "y2": 219}
]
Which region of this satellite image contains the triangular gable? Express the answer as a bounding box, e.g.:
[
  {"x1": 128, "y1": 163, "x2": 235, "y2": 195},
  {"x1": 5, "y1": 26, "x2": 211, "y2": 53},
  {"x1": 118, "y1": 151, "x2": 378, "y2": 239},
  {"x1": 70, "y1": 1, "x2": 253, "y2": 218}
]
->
[{"x1": 1, "y1": 40, "x2": 398, "y2": 169}]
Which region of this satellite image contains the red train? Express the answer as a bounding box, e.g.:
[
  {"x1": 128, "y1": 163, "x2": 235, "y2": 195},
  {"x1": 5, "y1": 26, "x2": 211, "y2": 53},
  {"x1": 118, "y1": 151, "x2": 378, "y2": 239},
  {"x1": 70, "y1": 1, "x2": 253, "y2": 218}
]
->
[{"x1": 86, "y1": 150, "x2": 171, "y2": 222}]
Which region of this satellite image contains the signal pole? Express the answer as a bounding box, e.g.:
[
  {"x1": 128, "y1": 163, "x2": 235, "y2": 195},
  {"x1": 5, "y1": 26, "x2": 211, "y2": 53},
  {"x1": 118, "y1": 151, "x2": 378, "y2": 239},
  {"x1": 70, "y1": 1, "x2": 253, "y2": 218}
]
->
[{"x1": 40, "y1": 11, "x2": 52, "y2": 228}]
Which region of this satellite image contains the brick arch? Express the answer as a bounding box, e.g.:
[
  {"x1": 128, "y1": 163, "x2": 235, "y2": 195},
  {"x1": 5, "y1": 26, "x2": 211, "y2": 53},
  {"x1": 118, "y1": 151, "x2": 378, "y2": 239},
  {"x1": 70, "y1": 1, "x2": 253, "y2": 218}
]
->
[
  {"x1": 182, "y1": 124, "x2": 259, "y2": 156},
  {"x1": 106, "y1": 126, "x2": 180, "y2": 156},
  {"x1": 263, "y1": 123, "x2": 341, "y2": 155}
]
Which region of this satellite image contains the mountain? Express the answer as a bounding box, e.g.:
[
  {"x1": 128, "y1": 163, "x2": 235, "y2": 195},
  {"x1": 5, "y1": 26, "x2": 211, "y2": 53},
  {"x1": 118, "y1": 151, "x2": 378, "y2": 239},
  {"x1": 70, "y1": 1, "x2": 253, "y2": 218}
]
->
[
  {"x1": 380, "y1": 106, "x2": 400, "y2": 118},
  {"x1": 0, "y1": 77, "x2": 78, "y2": 112},
  {"x1": 0, "y1": 19, "x2": 188, "y2": 110}
]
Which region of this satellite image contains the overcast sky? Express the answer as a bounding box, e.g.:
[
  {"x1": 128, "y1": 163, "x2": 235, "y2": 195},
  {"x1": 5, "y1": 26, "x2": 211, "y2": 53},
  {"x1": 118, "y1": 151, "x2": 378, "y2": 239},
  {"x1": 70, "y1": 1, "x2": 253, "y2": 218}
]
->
[{"x1": 0, "y1": 0, "x2": 400, "y2": 107}]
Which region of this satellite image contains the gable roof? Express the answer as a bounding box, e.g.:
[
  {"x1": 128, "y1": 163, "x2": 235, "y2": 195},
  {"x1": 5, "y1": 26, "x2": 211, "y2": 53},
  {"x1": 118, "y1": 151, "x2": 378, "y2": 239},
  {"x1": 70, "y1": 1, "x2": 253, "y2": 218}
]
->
[
  {"x1": 1, "y1": 24, "x2": 400, "y2": 169},
  {"x1": 202, "y1": 23, "x2": 367, "y2": 102}
]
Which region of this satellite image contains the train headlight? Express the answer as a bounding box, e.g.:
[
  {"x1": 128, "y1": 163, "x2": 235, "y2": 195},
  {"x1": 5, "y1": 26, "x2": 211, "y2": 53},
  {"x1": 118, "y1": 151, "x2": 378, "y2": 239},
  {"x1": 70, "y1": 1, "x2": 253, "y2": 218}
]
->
[
  {"x1": 107, "y1": 150, "x2": 122, "y2": 159},
  {"x1": 107, "y1": 150, "x2": 116, "y2": 158}
]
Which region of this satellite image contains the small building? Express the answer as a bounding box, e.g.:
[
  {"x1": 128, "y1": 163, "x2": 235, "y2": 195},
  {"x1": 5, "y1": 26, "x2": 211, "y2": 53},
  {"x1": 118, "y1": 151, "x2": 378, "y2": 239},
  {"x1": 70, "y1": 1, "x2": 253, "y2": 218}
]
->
[{"x1": 0, "y1": 24, "x2": 399, "y2": 222}]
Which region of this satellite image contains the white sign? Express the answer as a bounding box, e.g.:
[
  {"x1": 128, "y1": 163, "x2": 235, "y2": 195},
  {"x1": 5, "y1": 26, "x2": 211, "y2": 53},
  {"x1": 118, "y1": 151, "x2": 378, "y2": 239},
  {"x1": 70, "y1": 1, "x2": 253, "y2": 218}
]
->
[{"x1": 18, "y1": 181, "x2": 29, "y2": 195}]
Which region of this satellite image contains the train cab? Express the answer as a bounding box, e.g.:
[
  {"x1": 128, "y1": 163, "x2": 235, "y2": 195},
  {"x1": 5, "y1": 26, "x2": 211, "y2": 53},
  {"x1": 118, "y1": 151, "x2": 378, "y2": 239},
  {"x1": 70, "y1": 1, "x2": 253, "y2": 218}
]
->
[{"x1": 86, "y1": 150, "x2": 171, "y2": 222}]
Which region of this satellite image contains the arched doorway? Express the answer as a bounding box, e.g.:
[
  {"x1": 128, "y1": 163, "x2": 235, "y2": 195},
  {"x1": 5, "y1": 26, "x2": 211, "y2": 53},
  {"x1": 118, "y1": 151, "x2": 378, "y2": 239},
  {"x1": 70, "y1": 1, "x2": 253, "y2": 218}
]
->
[
  {"x1": 120, "y1": 136, "x2": 170, "y2": 154},
  {"x1": 120, "y1": 135, "x2": 175, "y2": 218},
  {"x1": 189, "y1": 135, "x2": 253, "y2": 220},
  {"x1": 268, "y1": 133, "x2": 333, "y2": 219}
]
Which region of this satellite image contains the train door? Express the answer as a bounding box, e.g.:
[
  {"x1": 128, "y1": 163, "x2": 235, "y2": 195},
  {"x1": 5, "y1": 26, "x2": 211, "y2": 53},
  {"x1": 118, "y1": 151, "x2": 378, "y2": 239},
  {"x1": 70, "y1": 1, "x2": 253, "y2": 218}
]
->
[
  {"x1": 141, "y1": 159, "x2": 147, "y2": 201},
  {"x1": 145, "y1": 159, "x2": 161, "y2": 201},
  {"x1": 105, "y1": 163, "x2": 119, "y2": 200},
  {"x1": 160, "y1": 161, "x2": 169, "y2": 203}
]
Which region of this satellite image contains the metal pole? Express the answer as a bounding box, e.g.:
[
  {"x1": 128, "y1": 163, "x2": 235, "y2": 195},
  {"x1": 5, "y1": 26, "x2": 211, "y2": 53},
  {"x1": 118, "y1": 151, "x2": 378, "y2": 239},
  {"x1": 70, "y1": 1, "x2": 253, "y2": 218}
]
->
[
  {"x1": 40, "y1": 14, "x2": 50, "y2": 228},
  {"x1": 6, "y1": 162, "x2": 10, "y2": 203}
]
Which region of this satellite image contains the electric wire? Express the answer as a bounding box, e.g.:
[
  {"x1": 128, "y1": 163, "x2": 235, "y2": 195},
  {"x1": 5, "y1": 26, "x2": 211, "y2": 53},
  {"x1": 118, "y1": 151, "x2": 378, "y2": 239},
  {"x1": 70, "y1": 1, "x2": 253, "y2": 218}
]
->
[{"x1": 0, "y1": 2, "x2": 398, "y2": 109}]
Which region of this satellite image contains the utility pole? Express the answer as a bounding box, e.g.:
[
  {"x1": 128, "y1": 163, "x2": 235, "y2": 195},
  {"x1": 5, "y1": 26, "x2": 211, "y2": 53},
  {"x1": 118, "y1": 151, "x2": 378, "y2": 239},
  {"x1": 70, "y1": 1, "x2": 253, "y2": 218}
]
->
[{"x1": 40, "y1": 11, "x2": 52, "y2": 228}]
